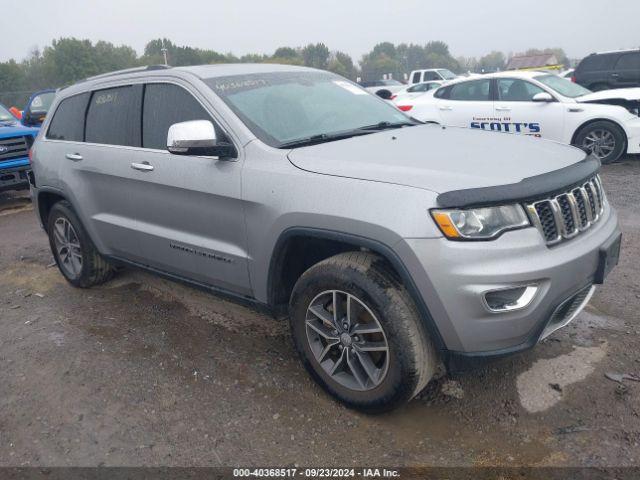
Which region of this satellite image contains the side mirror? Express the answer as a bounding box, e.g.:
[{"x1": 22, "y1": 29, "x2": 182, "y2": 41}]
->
[
  {"x1": 167, "y1": 120, "x2": 236, "y2": 158},
  {"x1": 375, "y1": 89, "x2": 393, "y2": 100},
  {"x1": 532, "y1": 92, "x2": 554, "y2": 103}
]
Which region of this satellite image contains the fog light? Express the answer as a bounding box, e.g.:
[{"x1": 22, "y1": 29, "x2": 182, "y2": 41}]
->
[{"x1": 483, "y1": 285, "x2": 538, "y2": 313}]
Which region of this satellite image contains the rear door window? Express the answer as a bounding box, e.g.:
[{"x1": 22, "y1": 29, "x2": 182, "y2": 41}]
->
[
  {"x1": 142, "y1": 83, "x2": 220, "y2": 150},
  {"x1": 85, "y1": 85, "x2": 142, "y2": 147},
  {"x1": 448, "y1": 79, "x2": 491, "y2": 101},
  {"x1": 411, "y1": 72, "x2": 421, "y2": 83},
  {"x1": 46, "y1": 93, "x2": 90, "y2": 142}
]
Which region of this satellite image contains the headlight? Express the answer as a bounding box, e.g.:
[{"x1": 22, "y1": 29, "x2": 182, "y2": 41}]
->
[{"x1": 431, "y1": 204, "x2": 530, "y2": 240}]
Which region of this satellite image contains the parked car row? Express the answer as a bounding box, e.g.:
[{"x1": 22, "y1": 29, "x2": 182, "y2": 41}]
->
[
  {"x1": 0, "y1": 90, "x2": 55, "y2": 192},
  {"x1": 392, "y1": 70, "x2": 640, "y2": 163},
  {"x1": 360, "y1": 69, "x2": 457, "y2": 99}
]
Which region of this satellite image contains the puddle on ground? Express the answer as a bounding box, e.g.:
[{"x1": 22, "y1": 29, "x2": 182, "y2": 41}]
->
[
  {"x1": 376, "y1": 402, "x2": 552, "y2": 466},
  {"x1": 104, "y1": 270, "x2": 286, "y2": 336},
  {"x1": 516, "y1": 343, "x2": 607, "y2": 413}
]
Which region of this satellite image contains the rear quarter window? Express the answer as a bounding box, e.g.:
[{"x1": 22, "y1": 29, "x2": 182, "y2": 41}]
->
[
  {"x1": 46, "y1": 93, "x2": 90, "y2": 142},
  {"x1": 85, "y1": 85, "x2": 142, "y2": 147}
]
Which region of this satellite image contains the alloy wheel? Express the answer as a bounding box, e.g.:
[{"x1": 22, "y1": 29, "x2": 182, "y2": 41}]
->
[
  {"x1": 52, "y1": 217, "x2": 83, "y2": 278},
  {"x1": 305, "y1": 290, "x2": 389, "y2": 391},
  {"x1": 582, "y1": 129, "x2": 616, "y2": 160}
]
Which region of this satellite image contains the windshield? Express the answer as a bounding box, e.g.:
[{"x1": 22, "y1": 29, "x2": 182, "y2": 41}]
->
[
  {"x1": 0, "y1": 104, "x2": 16, "y2": 122},
  {"x1": 205, "y1": 71, "x2": 411, "y2": 147},
  {"x1": 535, "y1": 74, "x2": 592, "y2": 98},
  {"x1": 437, "y1": 69, "x2": 457, "y2": 80}
]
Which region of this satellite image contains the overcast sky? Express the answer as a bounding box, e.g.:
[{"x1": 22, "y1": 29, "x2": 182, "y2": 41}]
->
[{"x1": 3, "y1": 0, "x2": 639, "y2": 63}]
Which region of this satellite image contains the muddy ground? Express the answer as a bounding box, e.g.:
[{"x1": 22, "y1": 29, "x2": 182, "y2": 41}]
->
[{"x1": 1, "y1": 158, "x2": 639, "y2": 468}]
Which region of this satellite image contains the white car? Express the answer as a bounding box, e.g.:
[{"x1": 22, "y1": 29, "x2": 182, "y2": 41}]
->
[
  {"x1": 359, "y1": 79, "x2": 406, "y2": 98},
  {"x1": 392, "y1": 81, "x2": 443, "y2": 104},
  {"x1": 397, "y1": 71, "x2": 640, "y2": 163},
  {"x1": 559, "y1": 68, "x2": 575, "y2": 79}
]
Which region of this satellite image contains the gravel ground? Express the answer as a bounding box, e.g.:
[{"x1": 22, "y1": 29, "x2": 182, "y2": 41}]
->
[{"x1": 0, "y1": 158, "x2": 639, "y2": 467}]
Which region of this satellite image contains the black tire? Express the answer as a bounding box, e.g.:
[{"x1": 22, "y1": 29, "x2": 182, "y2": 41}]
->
[
  {"x1": 573, "y1": 120, "x2": 627, "y2": 164},
  {"x1": 47, "y1": 200, "x2": 114, "y2": 288},
  {"x1": 374, "y1": 89, "x2": 393, "y2": 100},
  {"x1": 289, "y1": 252, "x2": 437, "y2": 413}
]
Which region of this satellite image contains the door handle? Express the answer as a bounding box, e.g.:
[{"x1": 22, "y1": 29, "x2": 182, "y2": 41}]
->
[
  {"x1": 438, "y1": 106, "x2": 453, "y2": 111},
  {"x1": 131, "y1": 162, "x2": 154, "y2": 172},
  {"x1": 65, "y1": 153, "x2": 83, "y2": 161},
  {"x1": 611, "y1": 73, "x2": 620, "y2": 77},
  {"x1": 496, "y1": 106, "x2": 511, "y2": 111}
]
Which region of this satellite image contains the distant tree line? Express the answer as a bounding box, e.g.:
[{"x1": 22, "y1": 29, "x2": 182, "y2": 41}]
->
[{"x1": 0, "y1": 37, "x2": 570, "y2": 107}]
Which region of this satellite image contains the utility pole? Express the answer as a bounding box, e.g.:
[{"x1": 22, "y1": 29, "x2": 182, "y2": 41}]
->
[{"x1": 161, "y1": 39, "x2": 168, "y2": 66}]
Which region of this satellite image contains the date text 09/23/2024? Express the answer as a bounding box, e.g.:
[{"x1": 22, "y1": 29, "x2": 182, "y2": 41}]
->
[{"x1": 232, "y1": 468, "x2": 400, "y2": 478}]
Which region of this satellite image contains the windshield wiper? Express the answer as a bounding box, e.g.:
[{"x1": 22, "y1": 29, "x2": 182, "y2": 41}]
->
[
  {"x1": 277, "y1": 120, "x2": 421, "y2": 149},
  {"x1": 357, "y1": 120, "x2": 420, "y2": 131},
  {"x1": 277, "y1": 130, "x2": 374, "y2": 149}
]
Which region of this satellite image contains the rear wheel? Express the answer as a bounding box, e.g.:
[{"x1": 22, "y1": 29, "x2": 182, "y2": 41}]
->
[
  {"x1": 574, "y1": 120, "x2": 626, "y2": 164},
  {"x1": 289, "y1": 252, "x2": 437, "y2": 413},
  {"x1": 47, "y1": 201, "x2": 114, "y2": 288}
]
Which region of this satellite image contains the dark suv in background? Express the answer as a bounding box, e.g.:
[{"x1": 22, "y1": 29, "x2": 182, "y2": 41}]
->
[{"x1": 574, "y1": 49, "x2": 640, "y2": 91}]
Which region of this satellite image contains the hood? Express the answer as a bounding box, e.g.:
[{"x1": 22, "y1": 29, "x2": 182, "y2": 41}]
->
[
  {"x1": 0, "y1": 121, "x2": 38, "y2": 138},
  {"x1": 287, "y1": 124, "x2": 586, "y2": 194},
  {"x1": 577, "y1": 88, "x2": 640, "y2": 103}
]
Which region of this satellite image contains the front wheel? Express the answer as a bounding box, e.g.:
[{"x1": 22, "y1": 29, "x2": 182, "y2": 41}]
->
[
  {"x1": 574, "y1": 121, "x2": 626, "y2": 164},
  {"x1": 289, "y1": 252, "x2": 438, "y2": 413}
]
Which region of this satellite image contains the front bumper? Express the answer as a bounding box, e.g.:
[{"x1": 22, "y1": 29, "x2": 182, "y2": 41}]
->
[
  {"x1": 395, "y1": 203, "x2": 620, "y2": 354},
  {"x1": 625, "y1": 117, "x2": 640, "y2": 154},
  {"x1": 0, "y1": 158, "x2": 30, "y2": 193}
]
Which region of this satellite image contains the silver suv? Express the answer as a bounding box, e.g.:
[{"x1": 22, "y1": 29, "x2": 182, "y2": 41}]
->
[{"x1": 30, "y1": 64, "x2": 621, "y2": 412}]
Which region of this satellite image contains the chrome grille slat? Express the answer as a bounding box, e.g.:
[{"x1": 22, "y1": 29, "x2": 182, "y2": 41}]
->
[
  {"x1": 526, "y1": 175, "x2": 605, "y2": 246},
  {"x1": 571, "y1": 188, "x2": 589, "y2": 229},
  {"x1": 0, "y1": 136, "x2": 29, "y2": 162},
  {"x1": 565, "y1": 193, "x2": 580, "y2": 237},
  {"x1": 584, "y1": 182, "x2": 598, "y2": 221},
  {"x1": 549, "y1": 198, "x2": 567, "y2": 239},
  {"x1": 579, "y1": 186, "x2": 594, "y2": 223},
  {"x1": 591, "y1": 177, "x2": 605, "y2": 216}
]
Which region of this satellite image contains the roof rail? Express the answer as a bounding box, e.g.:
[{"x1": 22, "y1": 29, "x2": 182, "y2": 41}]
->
[
  {"x1": 590, "y1": 48, "x2": 640, "y2": 56},
  {"x1": 81, "y1": 64, "x2": 172, "y2": 83}
]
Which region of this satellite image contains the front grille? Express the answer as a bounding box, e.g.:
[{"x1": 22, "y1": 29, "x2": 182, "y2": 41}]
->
[
  {"x1": 0, "y1": 136, "x2": 29, "y2": 162},
  {"x1": 526, "y1": 175, "x2": 605, "y2": 246}
]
